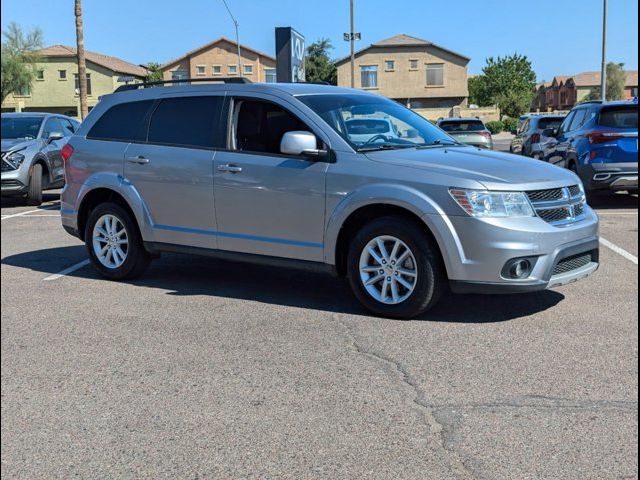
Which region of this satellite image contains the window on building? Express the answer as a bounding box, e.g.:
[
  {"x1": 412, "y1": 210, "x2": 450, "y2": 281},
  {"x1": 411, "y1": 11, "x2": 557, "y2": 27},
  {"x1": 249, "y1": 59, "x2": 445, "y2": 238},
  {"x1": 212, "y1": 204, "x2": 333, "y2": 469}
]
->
[
  {"x1": 426, "y1": 64, "x2": 444, "y2": 86},
  {"x1": 196, "y1": 65, "x2": 206, "y2": 75},
  {"x1": 228, "y1": 65, "x2": 238, "y2": 75},
  {"x1": 171, "y1": 70, "x2": 188, "y2": 84},
  {"x1": 87, "y1": 100, "x2": 154, "y2": 142},
  {"x1": 385, "y1": 60, "x2": 395, "y2": 71},
  {"x1": 265, "y1": 68, "x2": 277, "y2": 83},
  {"x1": 360, "y1": 65, "x2": 378, "y2": 88},
  {"x1": 36, "y1": 69, "x2": 44, "y2": 80},
  {"x1": 58, "y1": 70, "x2": 67, "y2": 80},
  {"x1": 244, "y1": 64, "x2": 253, "y2": 75},
  {"x1": 212, "y1": 65, "x2": 222, "y2": 75},
  {"x1": 409, "y1": 59, "x2": 419, "y2": 70},
  {"x1": 147, "y1": 96, "x2": 224, "y2": 149},
  {"x1": 632, "y1": 87, "x2": 639, "y2": 97},
  {"x1": 74, "y1": 73, "x2": 92, "y2": 95}
]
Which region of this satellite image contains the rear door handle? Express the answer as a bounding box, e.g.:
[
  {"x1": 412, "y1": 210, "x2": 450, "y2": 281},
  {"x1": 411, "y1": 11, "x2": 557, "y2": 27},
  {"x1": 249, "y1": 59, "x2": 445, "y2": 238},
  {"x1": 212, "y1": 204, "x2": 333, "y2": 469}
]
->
[
  {"x1": 217, "y1": 164, "x2": 242, "y2": 173},
  {"x1": 127, "y1": 156, "x2": 150, "y2": 165}
]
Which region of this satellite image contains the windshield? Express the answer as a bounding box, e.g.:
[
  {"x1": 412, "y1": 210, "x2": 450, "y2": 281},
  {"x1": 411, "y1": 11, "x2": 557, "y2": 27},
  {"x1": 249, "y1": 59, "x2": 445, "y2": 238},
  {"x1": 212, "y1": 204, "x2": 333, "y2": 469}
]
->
[
  {"x1": 439, "y1": 120, "x2": 486, "y2": 132},
  {"x1": 537, "y1": 117, "x2": 564, "y2": 130},
  {"x1": 1, "y1": 116, "x2": 43, "y2": 140},
  {"x1": 297, "y1": 94, "x2": 456, "y2": 151},
  {"x1": 598, "y1": 106, "x2": 638, "y2": 129}
]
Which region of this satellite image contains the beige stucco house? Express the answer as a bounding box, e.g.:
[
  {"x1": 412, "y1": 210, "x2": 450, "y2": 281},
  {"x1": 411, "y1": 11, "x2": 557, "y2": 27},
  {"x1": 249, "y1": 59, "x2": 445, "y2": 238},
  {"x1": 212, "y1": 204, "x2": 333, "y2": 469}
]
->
[
  {"x1": 161, "y1": 37, "x2": 276, "y2": 83},
  {"x1": 336, "y1": 34, "x2": 470, "y2": 109},
  {"x1": 1, "y1": 45, "x2": 148, "y2": 116}
]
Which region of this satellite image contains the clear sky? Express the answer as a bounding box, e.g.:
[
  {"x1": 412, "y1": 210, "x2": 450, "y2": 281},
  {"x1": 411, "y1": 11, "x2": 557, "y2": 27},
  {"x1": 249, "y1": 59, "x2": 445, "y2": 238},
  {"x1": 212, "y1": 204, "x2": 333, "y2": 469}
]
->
[{"x1": 1, "y1": 0, "x2": 637, "y2": 81}]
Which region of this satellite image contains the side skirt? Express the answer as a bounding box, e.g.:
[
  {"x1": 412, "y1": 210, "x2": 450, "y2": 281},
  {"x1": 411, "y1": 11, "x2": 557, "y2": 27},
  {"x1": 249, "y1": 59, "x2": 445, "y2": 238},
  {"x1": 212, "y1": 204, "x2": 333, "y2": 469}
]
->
[{"x1": 144, "y1": 241, "x2": 338, "y2": 276}]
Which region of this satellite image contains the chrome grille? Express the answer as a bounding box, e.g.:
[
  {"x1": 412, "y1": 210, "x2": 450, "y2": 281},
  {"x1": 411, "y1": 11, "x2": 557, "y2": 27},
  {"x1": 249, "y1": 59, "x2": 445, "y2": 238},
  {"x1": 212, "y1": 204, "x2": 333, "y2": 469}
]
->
[
  {"x1": 553, "y1": 253, "x2": 593, "y2": 275},
  {"x1": 526, "y1": 185, "x2": 586, "y2": 226}
]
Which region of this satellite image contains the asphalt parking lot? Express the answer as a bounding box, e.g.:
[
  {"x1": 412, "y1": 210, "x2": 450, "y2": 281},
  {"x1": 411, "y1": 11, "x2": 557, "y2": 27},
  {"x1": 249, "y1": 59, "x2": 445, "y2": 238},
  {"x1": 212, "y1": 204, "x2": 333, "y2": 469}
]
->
[{"x1": 1, "y1": 187, "x2": 638, "y2": 479}]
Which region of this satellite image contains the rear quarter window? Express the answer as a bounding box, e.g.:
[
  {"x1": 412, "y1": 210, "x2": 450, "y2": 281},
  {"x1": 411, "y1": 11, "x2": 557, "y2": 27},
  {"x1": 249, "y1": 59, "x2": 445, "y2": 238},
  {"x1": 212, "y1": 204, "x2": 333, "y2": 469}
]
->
[
  {"x1": 598, "y1": 107, "x2": 638, "y2": 129},
  {"x1": 87, "y1": 100, "x2": 154, "y2": 142},
  {"x1": 147, "y1": 96, "x2": 223, "y2": 149},
  {"x1": 537, "y1": 118, "x2": 563, "y2": 130}
]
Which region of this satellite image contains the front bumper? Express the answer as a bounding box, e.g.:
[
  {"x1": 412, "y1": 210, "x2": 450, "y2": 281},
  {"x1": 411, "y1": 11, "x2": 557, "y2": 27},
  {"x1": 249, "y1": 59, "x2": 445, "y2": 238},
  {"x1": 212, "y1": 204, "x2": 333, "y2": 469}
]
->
[
  {"x1": 579, "y1": 162, "x2": 638, "y2": 192},
  {"x1": 423, "y1": 207, "x2": 600, "y2": 294},
  {"x1": 1, "y1": 165, "x2": 30, "y2": 196}
]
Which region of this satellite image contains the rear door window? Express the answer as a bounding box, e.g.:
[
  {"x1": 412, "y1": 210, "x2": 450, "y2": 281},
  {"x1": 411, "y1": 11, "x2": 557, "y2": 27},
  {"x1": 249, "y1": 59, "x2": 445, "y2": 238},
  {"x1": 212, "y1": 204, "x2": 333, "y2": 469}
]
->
[
  {"x1": 59, "y1": 118, "x2": 76, "y2": 136},
  {"x1": 88, "y1": 100, "x2": 154, "y2": 142},
  {"x1": 41, "y1": 117, "x2": 64, "y2": 139},
  {"x1": 598, "y1": 106, "x2": 638, "y2": 129},
  {"x1": 147, "y1": 96, "x2": 223, "y2": 149},
  {"x1": 568, "y1": 109, "x2": 588, "y2": 131},
  {"x1": 537, "y1": 117, "x2": 563, "y2": 130}
]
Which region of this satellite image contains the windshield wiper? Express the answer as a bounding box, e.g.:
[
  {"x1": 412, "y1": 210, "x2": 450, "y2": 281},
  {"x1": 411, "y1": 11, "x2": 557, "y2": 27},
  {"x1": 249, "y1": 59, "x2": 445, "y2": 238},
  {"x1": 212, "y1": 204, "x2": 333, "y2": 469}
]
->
[
  {"x1": 415, "y1": 139, "x2": 463, "y2": 149},
  {"x1": 357, "y1": 144, "x2": 415, "y2": 152}
]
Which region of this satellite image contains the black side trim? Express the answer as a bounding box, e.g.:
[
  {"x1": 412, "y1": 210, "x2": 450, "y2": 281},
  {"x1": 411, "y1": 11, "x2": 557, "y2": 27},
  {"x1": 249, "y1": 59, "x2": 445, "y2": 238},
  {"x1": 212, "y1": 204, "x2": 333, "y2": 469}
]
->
[
  {"x1": 144, "y1": 242, "x2": 337, "y2": 276},
  {"x1": 543, "y1": 238, "x2": 600, "y2": 281},
  {"x1": 449, "y1": 280, "x2": 548, "y2": 295},
  {"x1": 62, "y1": 224, "x2": 80, "y2": 239}
]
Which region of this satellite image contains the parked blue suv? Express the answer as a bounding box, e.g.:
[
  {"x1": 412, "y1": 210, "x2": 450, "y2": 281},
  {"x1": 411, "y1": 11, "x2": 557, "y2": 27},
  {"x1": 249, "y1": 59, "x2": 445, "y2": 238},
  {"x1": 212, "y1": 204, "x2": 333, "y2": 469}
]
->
[{"x1": 542, "y1": 99, "x2": 638, "y2": 197}]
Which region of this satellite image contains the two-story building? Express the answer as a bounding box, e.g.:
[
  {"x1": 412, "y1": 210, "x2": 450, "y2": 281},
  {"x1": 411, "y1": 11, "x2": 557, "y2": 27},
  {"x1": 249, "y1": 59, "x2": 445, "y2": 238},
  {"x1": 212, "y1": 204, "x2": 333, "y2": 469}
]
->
[
  {"x1": 1, "y1": 45, "x2": 148, "y2": 117},
  {"x1": 335, "y1": 34, "x2": 470, "y2": 110},
  {"x1": 161, "y1": 37, "x2": 276, "y2": 83}
]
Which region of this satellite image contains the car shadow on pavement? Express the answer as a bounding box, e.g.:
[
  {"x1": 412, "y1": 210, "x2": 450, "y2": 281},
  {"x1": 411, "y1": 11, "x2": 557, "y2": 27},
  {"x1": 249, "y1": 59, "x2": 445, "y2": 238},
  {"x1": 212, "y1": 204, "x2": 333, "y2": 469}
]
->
[
  {"x1": 3, "y1": 245, "x2": 564, "y2": 324},
  {"x1": 1, "y1": 193, "x2": 60, "y2": 208},
  {"x1": 588, "y1": 192, "x2": 638, "y2": 210}
]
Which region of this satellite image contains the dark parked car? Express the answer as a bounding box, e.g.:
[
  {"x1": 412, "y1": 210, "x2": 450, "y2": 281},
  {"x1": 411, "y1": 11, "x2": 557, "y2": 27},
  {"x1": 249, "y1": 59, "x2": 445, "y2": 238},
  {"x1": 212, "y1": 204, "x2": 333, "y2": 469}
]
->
[
  {"x1": 510, "y1": 115, "x2": 565, "y2": 158},
  {"x1": 542, "y1": 100, "x2": 638, "y2": 197},
  {"x1": 436, "y1": 118, "x2": 493, "y2": 149}
]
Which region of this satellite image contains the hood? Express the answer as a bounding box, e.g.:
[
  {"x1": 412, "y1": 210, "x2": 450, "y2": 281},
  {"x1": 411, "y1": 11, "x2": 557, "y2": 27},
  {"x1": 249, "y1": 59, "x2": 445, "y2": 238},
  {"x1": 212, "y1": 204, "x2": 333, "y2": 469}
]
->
[
  {"x1": 365, "y1": 146, "x2": 580, "y2": 191},
  {"x1": 1, "y1": 138, "x2": 35, "y2": 152}
]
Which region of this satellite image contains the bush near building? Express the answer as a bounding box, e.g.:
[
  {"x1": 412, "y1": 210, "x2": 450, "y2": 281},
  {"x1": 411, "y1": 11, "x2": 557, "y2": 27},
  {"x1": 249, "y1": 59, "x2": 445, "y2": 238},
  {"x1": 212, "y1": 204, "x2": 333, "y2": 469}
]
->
[
  {"x1": 502, "y1": 117, "x2": 518, "y2": 133},
  {"x1": 486, "y1": 121, "x2": 504, "y2": 134}
]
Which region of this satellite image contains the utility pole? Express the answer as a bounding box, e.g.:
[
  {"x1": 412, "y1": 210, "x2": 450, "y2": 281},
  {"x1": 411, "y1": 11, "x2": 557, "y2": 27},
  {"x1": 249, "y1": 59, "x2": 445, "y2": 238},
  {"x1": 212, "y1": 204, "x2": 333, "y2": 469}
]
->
[
  {"x1": 222, "y1": 0, "x2": 243, "y2": 76},
  {"x1": 600, "y1": 0, "x2": 608, "y2": 101},
  {"x1": 350, "y1": 0, "x2": 355, "y2": 88},
  {"x1": 74, "y1": 0, "x2": 88, "y2": 119}
]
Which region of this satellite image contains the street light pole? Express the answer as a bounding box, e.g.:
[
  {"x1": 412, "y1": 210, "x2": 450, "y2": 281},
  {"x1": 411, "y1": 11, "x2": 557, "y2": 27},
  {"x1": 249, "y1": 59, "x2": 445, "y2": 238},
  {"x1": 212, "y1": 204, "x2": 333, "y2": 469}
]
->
[
  {"x1": 600, "y1": 0, "x2": 607, "y2": 101},
  {"x1": 222, "y1": 0, "x2": 243, "y2": 77},
  {"x1": 350, "y1": 0, "x2": 355, "y2": 88}
]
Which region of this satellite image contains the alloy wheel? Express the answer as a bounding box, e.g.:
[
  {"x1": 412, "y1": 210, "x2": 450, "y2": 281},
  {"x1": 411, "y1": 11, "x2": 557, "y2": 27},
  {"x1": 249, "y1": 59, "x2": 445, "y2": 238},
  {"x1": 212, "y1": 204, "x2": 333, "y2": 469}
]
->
[
  {"x1": 359, "y1": 235, "x2": 418, "y2": 304},
  {"x1": 92, "y1": 214, "x2": 129, "y2": 269}
]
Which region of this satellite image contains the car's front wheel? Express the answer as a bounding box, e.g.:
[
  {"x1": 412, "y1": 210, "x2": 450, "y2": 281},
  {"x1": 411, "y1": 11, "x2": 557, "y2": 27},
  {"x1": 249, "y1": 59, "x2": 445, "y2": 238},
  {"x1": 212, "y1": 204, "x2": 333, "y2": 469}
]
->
[
  {"x1": 85, "y1": 202, "x2": 150, "y2": 280},
  {"x1": 347, "y1": 217, "x2": 446, "y2": 319},
  {"x1": 26, "y1": 163, "x2": 43, "y2": 206}
]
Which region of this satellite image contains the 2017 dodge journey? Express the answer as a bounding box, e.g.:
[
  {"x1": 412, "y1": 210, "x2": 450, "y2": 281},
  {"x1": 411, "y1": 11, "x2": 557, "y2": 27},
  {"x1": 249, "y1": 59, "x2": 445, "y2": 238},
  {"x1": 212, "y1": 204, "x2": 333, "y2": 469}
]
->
[{"x1": 60, "y1": 79, "x2": 599, "y2": 319}]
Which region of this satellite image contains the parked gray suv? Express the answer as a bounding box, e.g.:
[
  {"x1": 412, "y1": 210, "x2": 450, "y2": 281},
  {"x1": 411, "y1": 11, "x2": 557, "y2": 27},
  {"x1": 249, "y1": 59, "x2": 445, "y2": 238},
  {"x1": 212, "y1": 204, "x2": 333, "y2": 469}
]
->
[
  {"x1": 60, "y1": 80, "x2": 599, "y2": 318},
  {"x1": 1, "y1": 112, "x2": 80, "y2": 205}
]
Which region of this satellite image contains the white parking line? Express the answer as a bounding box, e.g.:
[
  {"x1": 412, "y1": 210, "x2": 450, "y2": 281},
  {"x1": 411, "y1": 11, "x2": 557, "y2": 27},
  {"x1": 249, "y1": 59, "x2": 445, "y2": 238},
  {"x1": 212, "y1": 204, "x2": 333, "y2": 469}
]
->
[
  {"x1": 43, "y1": 259, "x2": 90, "y2": 281},
  {"x1": 1, "y1": 205, "x2": 60, "y2": 221},
  {"x1": 600, "y1": 237, "x2": 638, "y2": 265}
]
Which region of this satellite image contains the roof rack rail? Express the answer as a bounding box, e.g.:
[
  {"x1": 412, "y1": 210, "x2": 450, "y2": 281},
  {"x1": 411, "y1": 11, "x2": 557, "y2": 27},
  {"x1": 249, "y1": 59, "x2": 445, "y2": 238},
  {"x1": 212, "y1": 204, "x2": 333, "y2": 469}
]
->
[
  {"x1": 114, "y1": 77, "x2": 252, "y2": 93},
  {"x1": 579, "y1": 100, "x2": 603, "y2": 105}
]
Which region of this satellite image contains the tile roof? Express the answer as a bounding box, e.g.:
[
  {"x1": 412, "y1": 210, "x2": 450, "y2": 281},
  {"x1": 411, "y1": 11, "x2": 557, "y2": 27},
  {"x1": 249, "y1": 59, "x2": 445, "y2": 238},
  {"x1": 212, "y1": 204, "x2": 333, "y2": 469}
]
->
[
  {"x1": 334, "y1": 33, "x2": 470, "y2": 65},
  {"x1": 38, "y1": 45, "x2": 148, "y2": 77},
  {"x1": 161, "y1": 37, "x2": 276, "y2": 69}
]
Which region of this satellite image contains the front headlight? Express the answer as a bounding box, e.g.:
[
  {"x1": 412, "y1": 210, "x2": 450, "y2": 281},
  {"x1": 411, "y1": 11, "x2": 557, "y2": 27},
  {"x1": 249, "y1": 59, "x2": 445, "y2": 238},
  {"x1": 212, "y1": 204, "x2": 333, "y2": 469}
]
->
[
  {"x1": 449, "y1": 188, "x2": 535, "y2": 218},
  {"x1": 5, "y1": 149, "x2": 26, "y2": 169}
]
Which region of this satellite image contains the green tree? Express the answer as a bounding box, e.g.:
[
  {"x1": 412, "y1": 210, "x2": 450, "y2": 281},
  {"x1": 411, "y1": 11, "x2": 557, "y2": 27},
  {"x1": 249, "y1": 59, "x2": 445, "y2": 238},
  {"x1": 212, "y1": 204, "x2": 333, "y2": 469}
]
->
[
  {"x1": 468, "y1": 54, "x2": 537, "y2": 117},
  {"x1": 305, "y1": 39, "x2": 337, "y2": 85},
  {"x1": 144, "y1": 62, "x2": 164, "y2": 83},
  {"x1": 1, "y1": 22, "x2": 43, "y2": 104},
  {"x1": 585, "y1": 62, "x2": 627, "y2": 101}
]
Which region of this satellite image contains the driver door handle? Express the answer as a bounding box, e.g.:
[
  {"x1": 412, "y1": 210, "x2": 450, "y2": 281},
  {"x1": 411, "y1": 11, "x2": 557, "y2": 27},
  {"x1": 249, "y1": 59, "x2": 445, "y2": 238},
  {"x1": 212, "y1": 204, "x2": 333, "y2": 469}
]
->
[
  {"x1": 127, "y1": 155, "x2": 150, "y2": 165},
  {"x1": 218, "y1": 164, "x2": 243, "y2": 173}
]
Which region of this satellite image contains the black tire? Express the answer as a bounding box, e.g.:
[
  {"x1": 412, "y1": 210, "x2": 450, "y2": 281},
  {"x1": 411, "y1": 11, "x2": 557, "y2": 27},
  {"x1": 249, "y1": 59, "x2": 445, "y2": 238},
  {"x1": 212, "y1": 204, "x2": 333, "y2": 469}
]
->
[
  {"x1": 26, "y1": 163, "x2": 43, "y2": 206},
  {"x1": 346, "y1": 216, "x2": 446, "y2": 319},
  {"x1": 84, "y1": 202, "x2": 150, "y2": 280}
]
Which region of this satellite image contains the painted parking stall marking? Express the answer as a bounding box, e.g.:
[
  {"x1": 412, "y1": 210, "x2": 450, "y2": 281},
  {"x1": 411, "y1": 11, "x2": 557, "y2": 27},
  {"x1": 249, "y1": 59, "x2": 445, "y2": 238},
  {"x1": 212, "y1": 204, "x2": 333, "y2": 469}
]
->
[
  {"x1": 599, "y1": 237, "x2": 638, "y2": 265},
  {"x1": 43, "y1": 259, "x2": 91, "y2": 281},
  {"x1": 1, "y1": 205, "x2": 59, "y2": 221}
]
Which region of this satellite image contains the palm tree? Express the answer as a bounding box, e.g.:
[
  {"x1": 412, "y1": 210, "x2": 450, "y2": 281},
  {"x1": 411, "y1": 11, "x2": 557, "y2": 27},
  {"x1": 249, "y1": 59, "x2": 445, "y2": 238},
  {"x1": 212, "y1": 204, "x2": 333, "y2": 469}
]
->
[{"x1": 74, "y1": 0, "x2": 88, "y2": 119}]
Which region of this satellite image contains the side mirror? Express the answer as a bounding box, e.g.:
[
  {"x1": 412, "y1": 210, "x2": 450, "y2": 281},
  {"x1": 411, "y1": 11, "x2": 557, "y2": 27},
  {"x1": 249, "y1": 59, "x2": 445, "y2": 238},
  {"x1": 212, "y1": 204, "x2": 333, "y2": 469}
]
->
[
  {"x1": 47, "y1": 131, "x2": 64, "y2": 143},
  {"x1": 280, "y1": 131, "x2": 327, "y2": 159},
  {"x1": 542, "y1": 128, "x2": 557, "y2": 138}
]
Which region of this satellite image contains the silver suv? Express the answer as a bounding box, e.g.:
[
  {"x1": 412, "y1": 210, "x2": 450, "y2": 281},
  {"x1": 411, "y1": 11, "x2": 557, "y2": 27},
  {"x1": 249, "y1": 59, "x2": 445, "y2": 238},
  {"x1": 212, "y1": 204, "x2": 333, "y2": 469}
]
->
[
  {"x1": 61, "y1": 80, "x2": 599, "y2": 319},
  {"x1": 2, "y1": 112, "x2": 80, "y2": 205}
]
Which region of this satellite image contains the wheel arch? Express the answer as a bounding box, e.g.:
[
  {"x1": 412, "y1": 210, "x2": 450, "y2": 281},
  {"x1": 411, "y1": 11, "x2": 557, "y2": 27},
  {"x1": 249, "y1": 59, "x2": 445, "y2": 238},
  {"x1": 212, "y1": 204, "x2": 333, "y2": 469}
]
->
[{"x1": 77, "y1": 187, "x2": 142, "y2": 242}]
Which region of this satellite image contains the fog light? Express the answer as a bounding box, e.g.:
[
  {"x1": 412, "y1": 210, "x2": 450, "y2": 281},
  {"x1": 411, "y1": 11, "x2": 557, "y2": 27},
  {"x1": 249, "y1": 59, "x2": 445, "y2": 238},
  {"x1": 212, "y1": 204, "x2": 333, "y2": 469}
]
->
[{"x1": 502, "y1": 257, "x2": 536, "y2": 279}]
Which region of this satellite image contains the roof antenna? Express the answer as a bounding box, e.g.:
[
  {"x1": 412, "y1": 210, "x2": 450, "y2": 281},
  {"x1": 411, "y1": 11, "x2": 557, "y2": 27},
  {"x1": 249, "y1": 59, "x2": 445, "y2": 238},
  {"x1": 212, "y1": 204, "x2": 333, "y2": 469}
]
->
[{"x1": 221, "y1": 0, "x2": 243, "y2": 77}]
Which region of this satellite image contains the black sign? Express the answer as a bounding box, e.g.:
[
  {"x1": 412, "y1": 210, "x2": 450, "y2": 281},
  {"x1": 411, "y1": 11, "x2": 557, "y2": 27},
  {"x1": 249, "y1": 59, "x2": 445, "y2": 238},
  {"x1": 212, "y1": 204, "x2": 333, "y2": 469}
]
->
[{"x1": 275, "y1": 27, "x2": 306, "y2": 83}]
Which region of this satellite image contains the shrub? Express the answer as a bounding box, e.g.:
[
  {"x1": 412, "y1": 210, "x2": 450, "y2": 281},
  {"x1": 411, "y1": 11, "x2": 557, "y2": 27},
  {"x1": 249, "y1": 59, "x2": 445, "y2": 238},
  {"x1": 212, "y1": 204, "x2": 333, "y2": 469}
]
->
[
  {"x1": 485, "y1": 121, "x2": 504, "y2": 134},
  {"x1": 502, "y1": 117, "x2": 518, "y2": 133}
]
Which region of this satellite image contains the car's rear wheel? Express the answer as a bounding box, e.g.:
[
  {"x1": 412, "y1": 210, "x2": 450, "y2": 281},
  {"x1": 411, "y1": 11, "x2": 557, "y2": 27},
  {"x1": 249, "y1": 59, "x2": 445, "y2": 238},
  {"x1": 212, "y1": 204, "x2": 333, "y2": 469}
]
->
[
  {"x1": 26, "y1": 163, "x2": 43, "y2": 206},
  {"x1": 347, "y1": 217, "x2": 446, "y2": 319},
  {"x1": 85, "y1": 202, "x2": 150, "y2": 280}
]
